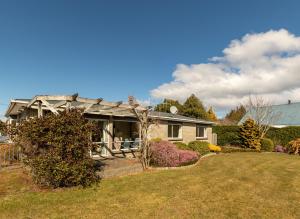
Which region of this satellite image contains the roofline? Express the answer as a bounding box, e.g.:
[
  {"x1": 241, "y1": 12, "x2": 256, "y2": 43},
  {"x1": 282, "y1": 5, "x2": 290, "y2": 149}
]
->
[{"x1": 149, "y1": 115, "x2": 214, "y2": 125}]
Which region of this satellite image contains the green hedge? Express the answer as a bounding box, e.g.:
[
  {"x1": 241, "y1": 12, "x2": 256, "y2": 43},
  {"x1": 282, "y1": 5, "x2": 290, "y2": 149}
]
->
[
  {"x1": 266, "y1": 127, "x2": 300, "y2": 146},
  {"x1": 213, "y1": 125, "x2": 300, "y2": 147},
  {"x1": 212, "y1": 126, "x2": 241, "y2": 146}
]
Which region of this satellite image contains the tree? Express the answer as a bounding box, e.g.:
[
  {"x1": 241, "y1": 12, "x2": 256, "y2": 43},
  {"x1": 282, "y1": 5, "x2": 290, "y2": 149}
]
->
[
  {"x1": 239, "y1": 118, "x2": 261, "y2": 150},
  {"x1": 155, "y1": 99, "x2": 183, "y2": 113},
  {"x1": 0, "y1": 120, "x2": 6, "y2": 135},
  {"x1": 225, "y1": 105, "x2": 246, "y2": 124},
  {"x1": 132, "y1": 108, "x2": 153, "y2": 169},
  {"x1": 246, "y1": 95, "x2": 281, "y2": 139},
  {"x1": 182, "y1": 94, "x2": 209, "y2": 120},
  {"x1": 207, "y1": 106, "x2": 218, "y2": 121}
]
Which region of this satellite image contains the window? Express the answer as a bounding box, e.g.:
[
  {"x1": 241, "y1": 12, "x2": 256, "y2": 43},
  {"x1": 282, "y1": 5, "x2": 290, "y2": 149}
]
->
[
  {"x1": 196, "y1": 126, "x2": 207, "y2": 138},
  {"x1": 168, "y1": 124, "x2": 182, "y2": 139}
]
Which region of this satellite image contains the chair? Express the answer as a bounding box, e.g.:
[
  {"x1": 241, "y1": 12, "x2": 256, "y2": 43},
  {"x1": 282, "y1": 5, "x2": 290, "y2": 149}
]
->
[
  {"x1": 122, "y1": 138, "x2": 131, "y2": 149},
  {"x1": 131, "y1": 138, "x2": 140, "y2": 148}
]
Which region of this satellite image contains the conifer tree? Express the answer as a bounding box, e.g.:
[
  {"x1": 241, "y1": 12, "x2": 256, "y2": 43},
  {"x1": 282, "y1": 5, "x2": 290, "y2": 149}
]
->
[
  {"x1": 182, "y1": 94, "x2": 209, "y2": 120},
  {"x1": 207, "y1": 106, "x2": 218, "y2": 121},
  {"x1": 239, "y1": 118, "x2": 261, "y2": 150}
]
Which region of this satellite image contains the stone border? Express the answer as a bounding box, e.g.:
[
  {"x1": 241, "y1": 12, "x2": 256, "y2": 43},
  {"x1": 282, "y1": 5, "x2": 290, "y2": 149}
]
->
[{"x1": 148, "y1": 153, "x2": 217, "y2": 171}]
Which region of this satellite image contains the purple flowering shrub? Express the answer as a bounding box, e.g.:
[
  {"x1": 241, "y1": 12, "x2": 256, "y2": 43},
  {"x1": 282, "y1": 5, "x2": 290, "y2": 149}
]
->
[
  {"x1": 275, "y1": 145, "x2": 285, "y2": 153},
  {"x1": 150, "y1": 140, "x2": 199, "y2": 167}
]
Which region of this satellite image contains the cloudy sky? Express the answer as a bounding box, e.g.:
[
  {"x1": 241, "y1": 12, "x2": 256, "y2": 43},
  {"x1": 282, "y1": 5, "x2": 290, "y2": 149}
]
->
[
  {"x1": 1, "y1": 0, "x2": 300, "y2": 118},
  {"x1": 151, "y1": 29, "x2": 300, "y2": 112}
]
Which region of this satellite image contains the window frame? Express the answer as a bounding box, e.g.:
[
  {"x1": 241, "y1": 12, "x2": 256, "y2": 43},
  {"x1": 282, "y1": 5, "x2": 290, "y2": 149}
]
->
[
  {"x1": 196, "y1": 125, "x2": 207, "y2": 139},
  {"x1": 168, "y1": 123, "x2": 183, "y2": 140}
]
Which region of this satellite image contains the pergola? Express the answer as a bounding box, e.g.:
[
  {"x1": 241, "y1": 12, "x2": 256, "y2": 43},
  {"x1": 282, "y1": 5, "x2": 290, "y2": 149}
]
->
[{"x1": 25, "y1": 94, "x2": 146, "y2": 118}]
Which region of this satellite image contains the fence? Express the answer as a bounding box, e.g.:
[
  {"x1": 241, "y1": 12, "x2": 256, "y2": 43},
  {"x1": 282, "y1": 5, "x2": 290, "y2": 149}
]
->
[
  {"x1": 212, "y1": 133, "x2": 218, "y2": 145},
  {"x1": 0, "y1": 144, "x2": 21, "y2": 169}
]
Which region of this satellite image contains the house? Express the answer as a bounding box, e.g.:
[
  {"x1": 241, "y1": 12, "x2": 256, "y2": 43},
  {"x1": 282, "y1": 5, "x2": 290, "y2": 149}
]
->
[
  {"x1": 5, "y1": 94, "x2": 215, "y2": 157},
  {"x1": 239, "y1": 101, "x2": 300, "y2": 128}
]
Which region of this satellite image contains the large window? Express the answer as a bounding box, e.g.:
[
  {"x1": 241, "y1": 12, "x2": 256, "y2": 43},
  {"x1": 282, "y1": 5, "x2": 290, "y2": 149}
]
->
[
  {"x1": 196, "y1": 126, "x2": 207, "y2": 139},
  {"x1": 168, "y1": 124, "x2": 182, "y2": 139}
]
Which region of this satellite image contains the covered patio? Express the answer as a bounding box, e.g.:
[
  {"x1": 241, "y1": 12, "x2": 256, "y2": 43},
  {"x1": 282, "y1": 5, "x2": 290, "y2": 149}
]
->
[{"x1": 5, "y1": 94, "x2": 145, "y2": 158}]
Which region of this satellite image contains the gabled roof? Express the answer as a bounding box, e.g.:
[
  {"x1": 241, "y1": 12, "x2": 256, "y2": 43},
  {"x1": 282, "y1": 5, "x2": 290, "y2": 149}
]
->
[{"x1": 239, "y1": 102, "x2": 300, "y2": 126}]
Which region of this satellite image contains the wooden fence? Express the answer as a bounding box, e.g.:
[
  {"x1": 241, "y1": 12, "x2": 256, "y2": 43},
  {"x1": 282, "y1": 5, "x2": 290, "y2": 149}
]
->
[{"x1": 0, "y1": 144, "x2": 21, "y2": 169}]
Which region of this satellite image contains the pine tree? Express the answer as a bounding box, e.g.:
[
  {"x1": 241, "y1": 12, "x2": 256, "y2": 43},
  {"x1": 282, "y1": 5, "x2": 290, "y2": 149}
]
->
[
  {"x1": 225, "y1": 105, "x2": 246, "y2": 124},
  {"x1": 207, "y1": 106, "x2": 218, "y2": 121},
  {"x1": 182, "y1": 94, "x2": 209, "y2": 120},
  {"x1": 154, "y1": 99, "x2": 183, "y2": 113},
  {"x1": 239, "y1": 118, "x2": 261, "y2": 150}
]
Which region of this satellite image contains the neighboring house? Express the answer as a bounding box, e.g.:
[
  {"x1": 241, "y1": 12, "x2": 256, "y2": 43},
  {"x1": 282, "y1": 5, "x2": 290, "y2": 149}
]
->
[
  {"x1": 5, "y1": 95, "x2": 214, "y2": 157},
  {"x1": 239, "y1": 101, "x2": 300, "y2": 128}
]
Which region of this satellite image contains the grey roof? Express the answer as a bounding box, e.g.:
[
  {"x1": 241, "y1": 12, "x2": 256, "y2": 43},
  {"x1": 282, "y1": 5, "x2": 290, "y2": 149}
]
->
[
  {"x1": 149, "y1": 111, "x2": 213, "y2": 124},
  {"x1": 239, "y1": 102, "x2": 300, "y2": 126}
]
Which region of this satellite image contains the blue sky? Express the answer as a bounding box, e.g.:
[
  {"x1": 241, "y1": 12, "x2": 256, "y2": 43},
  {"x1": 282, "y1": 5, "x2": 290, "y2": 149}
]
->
[{"x1": 1, "y1": 0, "x2": 300, "y2": 118}]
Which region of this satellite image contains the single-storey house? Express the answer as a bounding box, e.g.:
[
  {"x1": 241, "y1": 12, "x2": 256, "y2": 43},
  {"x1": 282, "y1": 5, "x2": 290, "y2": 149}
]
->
[
  {"x1": 239, "y1": 101, "x2": 300, "y2": 128},
  {"x1": 5, "y1": 94, "x2": 215, "y2": 157}
]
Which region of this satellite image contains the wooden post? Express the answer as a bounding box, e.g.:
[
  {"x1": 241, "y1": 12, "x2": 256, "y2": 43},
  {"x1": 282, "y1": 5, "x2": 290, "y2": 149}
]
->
[
  {"x1": 108, "y1": 116, "x2": 114, "y2": 153},
  {"x1": 37, "y1": 101, "x2": 43, "y2": 118}
]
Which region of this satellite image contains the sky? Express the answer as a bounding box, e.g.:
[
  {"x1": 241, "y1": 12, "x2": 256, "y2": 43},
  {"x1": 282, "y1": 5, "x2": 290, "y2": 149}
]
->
[{"x1": 1, "y1": 0, "x2": 300, "y2": 118}]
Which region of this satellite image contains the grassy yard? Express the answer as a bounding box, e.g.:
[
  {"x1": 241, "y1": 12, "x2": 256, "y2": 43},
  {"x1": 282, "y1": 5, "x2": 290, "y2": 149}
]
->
[{"x1": 1, "y1": 153, "x2": 300, "y2": 219}]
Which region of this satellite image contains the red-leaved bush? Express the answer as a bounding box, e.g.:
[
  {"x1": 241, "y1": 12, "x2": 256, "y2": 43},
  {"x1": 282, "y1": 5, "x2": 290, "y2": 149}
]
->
[{"x1": 150, "y1": 140, "x2": 199, "y2": 167}]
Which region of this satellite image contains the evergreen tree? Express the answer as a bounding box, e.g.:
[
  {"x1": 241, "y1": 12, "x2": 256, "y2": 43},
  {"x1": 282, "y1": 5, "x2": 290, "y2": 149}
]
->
[
  {"x1": 0, "y1": 120, "x2": 6, "y2": 135},
  {"x1": 182, "y1": 94, "x2": 209, "y2": 120},
  {"x1": 239, "y1": 118, "x2": 261, "y2": 150},
  {"x1": 154, "y1": 99, "x2": 183, "y2": 113},
  {"x1": 207, "y1": 106, "x2": 218, "y2": 121},
  {"x1": 225, "y1": 105, "x2": 246, "y2": 124}
]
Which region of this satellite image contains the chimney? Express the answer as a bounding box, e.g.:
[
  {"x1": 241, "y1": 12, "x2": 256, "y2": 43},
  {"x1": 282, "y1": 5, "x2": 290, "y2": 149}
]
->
[
  {"x1": 128, "y1": 96, "x2": 137, "y2": 106},
  {"x1": 288, "y1": 100, "x2": 291, "y2": 104}
]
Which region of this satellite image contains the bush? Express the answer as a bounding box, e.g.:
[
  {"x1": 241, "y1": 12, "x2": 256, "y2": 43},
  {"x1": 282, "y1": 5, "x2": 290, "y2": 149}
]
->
[
  {"x1": 239, "y1": 119, "x2": 261, "y2": 150},
  {"x1": 221, "y1": 146, "x2": 259, "y2": 153},
  {"x1": 275, "y1": 145, "x2": 285, "y2": 153},
  {"x1": 188, "y1": 141, "x2": 210, "y2": 155},
  {"x1": 287, "y1": 139, "x2": 300, "y2": 155},
  {"x1": 209, "y1": 144, "x2": 221, "y2": 152},
  {"x1": 150, "y1": 138, "x2": 162, "y2": 143},
  {"x1": 260, "y1": 138, "x2": 274, "y2": 152},
  {"x1": 150, "y1": 141, "x2": 199, "y2": 167},
  {"x1": 15, "y1": 109, "x2": 99, "y2": 188},
  {"x1": 173, "y1": 142, "x2": 188, "y2": 150},
  {"x1": 212, "y1": 126, "x2": 241, "y2": 146}
]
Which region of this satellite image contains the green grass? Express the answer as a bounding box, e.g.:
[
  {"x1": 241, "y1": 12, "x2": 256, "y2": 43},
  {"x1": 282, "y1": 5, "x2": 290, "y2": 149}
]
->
[{"x1": 1, "y1": 153, "x2": 300, "y2": 218}]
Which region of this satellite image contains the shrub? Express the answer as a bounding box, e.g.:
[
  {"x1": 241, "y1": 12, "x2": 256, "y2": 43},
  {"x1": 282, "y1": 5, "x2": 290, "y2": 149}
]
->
[
  {"x1": 287, "y1": 139, "x2": 300, "y2": 155},
  {"x1": 260, "y1": 138, "x2": 274, "y2": 152},
  {"x1": 150, "y1": 141, "x2": 199, "y2": 167},
  {"x1": 188, "y1": 141, "x2": 210, "y2": 155},
  {"x1": 173, "y1": 142, "x2": 188, "y2": 150},
  {"x1": 239, "y1": 119, "x2": 261, "y2": 150},
  {"x1": 209, "y1": 144, "x2": 221, "y2": 152},
  {"x1": 275, "y1": 145, "x2": 285, "y2": 153},
  {"x1": 212, "y1": 125, "x2": 241, "y2": 146},
  {"x1": 15, "y1": 109, "x2": 99, "y2": 188},
  {"x1": 150, "y1": 138, "x2": 162, "y2": 143},
  {"x1": 221, "y1": 146, "x2": 258, "y2": 153}
]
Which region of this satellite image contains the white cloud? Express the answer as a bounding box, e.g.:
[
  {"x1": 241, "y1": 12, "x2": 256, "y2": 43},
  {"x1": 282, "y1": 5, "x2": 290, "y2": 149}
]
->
[{"x1": 151, "y1": 29, "x2": 300, "y2": 113}]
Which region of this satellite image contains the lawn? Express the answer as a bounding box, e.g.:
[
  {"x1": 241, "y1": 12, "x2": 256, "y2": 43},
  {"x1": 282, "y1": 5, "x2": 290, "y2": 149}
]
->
[{"x1": 1, "y1": 153, "x2": 300, "y2": 219}]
